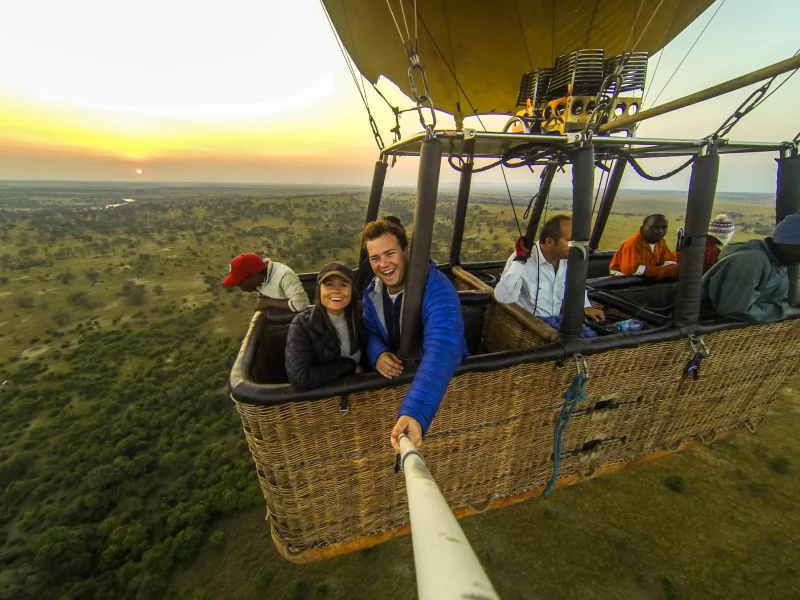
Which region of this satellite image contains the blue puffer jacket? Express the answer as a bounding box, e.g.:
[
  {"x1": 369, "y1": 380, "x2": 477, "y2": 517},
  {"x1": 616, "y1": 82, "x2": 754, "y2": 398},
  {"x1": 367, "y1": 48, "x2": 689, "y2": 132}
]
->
[{"x1": 362, "y1": 261, "x2": 468, "y2": 434}]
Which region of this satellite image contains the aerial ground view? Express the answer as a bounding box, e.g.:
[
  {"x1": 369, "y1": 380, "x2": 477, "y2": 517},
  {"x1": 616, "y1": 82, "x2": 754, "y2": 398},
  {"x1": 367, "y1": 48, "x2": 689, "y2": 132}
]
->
[
  {"x1": 0, "y1": 183, "x2": 798, "y2": 599},
  {"x1": 2, "y1": 0, "x2": 800, "y2": 599}
]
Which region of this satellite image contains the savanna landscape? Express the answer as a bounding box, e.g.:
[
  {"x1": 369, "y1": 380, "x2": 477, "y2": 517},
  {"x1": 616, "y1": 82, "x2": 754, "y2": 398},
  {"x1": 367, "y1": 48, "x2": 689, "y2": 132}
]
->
[{"x1": 0, "y1": 181, "x2": 797, "y2": 600}]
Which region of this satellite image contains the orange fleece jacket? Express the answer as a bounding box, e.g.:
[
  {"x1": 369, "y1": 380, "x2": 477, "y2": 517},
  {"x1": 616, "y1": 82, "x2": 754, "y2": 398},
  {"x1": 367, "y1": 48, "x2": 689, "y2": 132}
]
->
[{"x1": 609, "y1": 231, "x2": 678, "y2": 279}]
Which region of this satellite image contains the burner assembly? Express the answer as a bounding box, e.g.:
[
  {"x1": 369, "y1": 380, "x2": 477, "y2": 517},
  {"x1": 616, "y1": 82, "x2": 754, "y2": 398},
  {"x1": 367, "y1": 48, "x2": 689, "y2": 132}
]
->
[{"x1": 514, "y1": 50, "x2": 648, "y2": 135}]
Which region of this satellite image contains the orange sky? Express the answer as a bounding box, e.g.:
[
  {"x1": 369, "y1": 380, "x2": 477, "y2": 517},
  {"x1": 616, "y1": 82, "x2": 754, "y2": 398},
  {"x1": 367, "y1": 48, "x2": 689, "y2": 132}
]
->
[{"x1": 1, "y1": 0, "x2": 798, "y2": 191}]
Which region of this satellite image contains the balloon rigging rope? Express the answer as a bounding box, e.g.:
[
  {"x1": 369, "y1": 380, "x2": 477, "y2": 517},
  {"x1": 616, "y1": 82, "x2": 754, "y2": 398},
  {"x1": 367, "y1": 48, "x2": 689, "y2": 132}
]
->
[
  {"x1": 397, "y1": 0, "x2": 411, "y2": 44},
  {"x1": 630, "y1": 0, "x2": 666, "y2": 52},
  {"x1": 320, "y1": 0, "x2": 371, "y2": 113},
  {"x1": 648, "y1": 0, "x2": 728, "y2": 109},
  {"x1": 384, "y1": 0, "x2": 408, "y2": 47}
]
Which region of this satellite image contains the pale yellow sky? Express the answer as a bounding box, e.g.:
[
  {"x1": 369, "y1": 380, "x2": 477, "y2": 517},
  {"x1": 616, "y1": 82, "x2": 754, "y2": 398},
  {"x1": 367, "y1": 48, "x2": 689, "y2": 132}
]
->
[{"x1": 0, "y1": 0, "x2": 798, "y2": 191}]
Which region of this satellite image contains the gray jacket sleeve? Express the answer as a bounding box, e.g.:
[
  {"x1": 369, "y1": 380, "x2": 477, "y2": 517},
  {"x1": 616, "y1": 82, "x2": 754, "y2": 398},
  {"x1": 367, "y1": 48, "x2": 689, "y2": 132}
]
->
[{"x1": 279, "y1": 270, "x2": 310, "y2": 312}]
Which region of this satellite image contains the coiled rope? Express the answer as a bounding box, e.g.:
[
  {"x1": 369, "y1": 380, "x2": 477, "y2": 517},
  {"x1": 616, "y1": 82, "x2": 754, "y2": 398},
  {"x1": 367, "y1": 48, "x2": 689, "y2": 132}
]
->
[{"x1": 543, "y1": 372, "x2": 588, "y2": 496}]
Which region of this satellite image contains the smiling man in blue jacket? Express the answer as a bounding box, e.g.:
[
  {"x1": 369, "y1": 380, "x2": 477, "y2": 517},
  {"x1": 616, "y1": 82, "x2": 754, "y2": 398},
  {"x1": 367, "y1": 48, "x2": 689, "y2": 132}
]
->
[{"x1": 361, "y1": 218, "x2": 468, "y2": 450}]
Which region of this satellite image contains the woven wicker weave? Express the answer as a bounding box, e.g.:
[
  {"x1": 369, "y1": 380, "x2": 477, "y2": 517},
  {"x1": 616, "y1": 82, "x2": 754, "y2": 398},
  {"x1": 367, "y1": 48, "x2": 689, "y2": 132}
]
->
[{"x1": 233, "y1": 298, "x2": 800, "y2": 561}]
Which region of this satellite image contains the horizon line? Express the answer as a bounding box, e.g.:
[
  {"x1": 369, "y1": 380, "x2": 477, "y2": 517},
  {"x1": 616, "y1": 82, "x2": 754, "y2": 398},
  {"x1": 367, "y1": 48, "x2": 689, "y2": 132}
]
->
[{"x1": 0, "y1": 178, "x2": 777, "y2": 196}]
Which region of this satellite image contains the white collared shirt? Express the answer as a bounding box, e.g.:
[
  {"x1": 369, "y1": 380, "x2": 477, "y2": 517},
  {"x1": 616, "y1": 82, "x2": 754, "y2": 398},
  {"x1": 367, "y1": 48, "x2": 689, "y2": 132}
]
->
[
  {"x1": 494, "y1": 244, "x2": 591, "y2": 317},
  {"x1": 256, "y1": 260, "x2": 309, "y2": 312}
]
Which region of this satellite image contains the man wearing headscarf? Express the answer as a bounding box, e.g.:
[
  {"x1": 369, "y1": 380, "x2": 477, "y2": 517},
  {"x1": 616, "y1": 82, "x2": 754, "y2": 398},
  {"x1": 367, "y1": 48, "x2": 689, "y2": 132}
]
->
[
  {"x1": 701, "y1": 212, "x2": 800, "y2": 322},
  {"x1": 676, "y1": 214, "x2": 735, "y2": 272}
]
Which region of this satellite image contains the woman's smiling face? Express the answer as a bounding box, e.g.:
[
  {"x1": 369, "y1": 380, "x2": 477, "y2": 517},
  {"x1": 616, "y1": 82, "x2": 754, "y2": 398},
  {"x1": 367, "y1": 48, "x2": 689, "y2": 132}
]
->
[{"x1": 319, "y1": 275, "x2": 352, "y2": 316}]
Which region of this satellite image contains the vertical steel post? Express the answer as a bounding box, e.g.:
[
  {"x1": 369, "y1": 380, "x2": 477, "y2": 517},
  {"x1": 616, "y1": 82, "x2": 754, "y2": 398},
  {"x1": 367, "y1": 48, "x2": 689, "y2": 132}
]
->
[
  {"x1": 359, "y1": 159, "x2": 389, "y2": 264},
  {"x1": 673, "y1": 151, "x2": 719, "y2": 327},
  {"x1": 399, "y1": 138, "x2": 442, "y2": 359},
  {"x1": 448, "y1": 140, "x2": 476, "y2": 266},
  {"x1": 524, "y1": 163, "x2": 557, "y2": 247},
  {"x1": 589, "y1": 157, "x2": 627, "y2": 251},
  {"x1": 776, "y1": 152, "x2": 800, "y2": 305},
  {"x1": 560, "y1": 143, "x2": 594, "y2": 340}
]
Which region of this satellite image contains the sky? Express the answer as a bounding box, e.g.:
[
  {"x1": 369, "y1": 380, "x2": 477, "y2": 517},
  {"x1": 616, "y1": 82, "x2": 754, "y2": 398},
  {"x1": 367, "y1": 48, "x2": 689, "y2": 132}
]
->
[{"x1": 0, "y1": 0, "x2": 798, "y2": 192}]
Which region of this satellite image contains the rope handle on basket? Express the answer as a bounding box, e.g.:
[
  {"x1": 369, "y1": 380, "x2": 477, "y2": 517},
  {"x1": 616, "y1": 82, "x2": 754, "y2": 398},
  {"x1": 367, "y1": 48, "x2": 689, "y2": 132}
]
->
[
  {"x1": 467, "y1": 495, "x2": 495, "y2": 513},
  {"x1": 666, "y1": 438, "x2": 684, "y2": 453},
  {"x1": 700, "y1": 430, "x2": 718, "y2": 445},
  {"x1": 543, "y1": 362, "x2": 589, "y2": 496},
  {"x1": 677, "y1": 335, "x2": 710, "y2": 393}
]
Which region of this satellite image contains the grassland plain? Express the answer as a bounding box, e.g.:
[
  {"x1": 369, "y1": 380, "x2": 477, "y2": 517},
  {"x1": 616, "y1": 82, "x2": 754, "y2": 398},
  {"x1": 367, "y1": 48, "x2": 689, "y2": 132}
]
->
[
  {"x1": 172, "y1": 387, "x2": 800, "y2": 600},
  {"x1": 0, "y1": 182, "x2": 793, "y2": 600}
]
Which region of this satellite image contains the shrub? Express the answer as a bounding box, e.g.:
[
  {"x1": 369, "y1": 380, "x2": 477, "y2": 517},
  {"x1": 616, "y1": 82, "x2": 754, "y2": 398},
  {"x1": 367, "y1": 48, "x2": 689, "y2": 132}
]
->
[
  {"x1": 208, "y1": 530, "x2": 224, "y2": 548},
  {"x1": 253, "y1": 567, "x2": 275, "y2": 592},
  {"x1": 15, "y1": 296, "x2": 35, "y2": 309},
  {"x1": 52, "y1": 312, "x2": 70, "y2": 327},
  {"x1": 68, "y1": 291, "x2": 102, "y2": 310}
]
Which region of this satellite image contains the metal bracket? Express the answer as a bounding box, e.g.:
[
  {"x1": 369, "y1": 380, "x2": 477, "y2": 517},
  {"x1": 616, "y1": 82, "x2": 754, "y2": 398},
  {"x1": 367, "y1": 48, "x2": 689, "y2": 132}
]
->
[
  {"x1": 463, "y1": 128, "x2": 477, "y2": 139},
  {"x1": 416, "y1": 94, "x2": 437, "y2": 138},
  {"x1": 568, "y1": 240, "x2": 589, "y2": 260},
  {"x1": 574, "y1": 353, "x2": 589, "y2": 379},
  {"x1": 566, "y1": 132, "x2": 583, "y2": 146},
  {"x1": 688, "y1": 335, "x2": 710, "y2": 356}
]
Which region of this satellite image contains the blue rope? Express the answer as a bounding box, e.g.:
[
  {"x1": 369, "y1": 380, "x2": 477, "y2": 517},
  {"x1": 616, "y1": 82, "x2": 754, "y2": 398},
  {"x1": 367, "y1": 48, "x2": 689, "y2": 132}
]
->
[{"x1": 543, "y1": 373, "x2": 588, "y2": 496}]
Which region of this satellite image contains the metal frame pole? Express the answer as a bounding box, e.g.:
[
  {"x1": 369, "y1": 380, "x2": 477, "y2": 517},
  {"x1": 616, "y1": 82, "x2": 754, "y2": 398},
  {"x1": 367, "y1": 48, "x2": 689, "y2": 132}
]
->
[
  {"x1": 398, "y1": 434, "x2": 499, "y2": 600},
  {"x1": 589, "y1": 157, "x2": 627, "y2": 252},
  {"x1": 399, "y1": 138, "x2": 442, "y2": 359},
  {"x1": 448, "y1": 140, "x2": 476, "y2": 266},
  {"x1": 560, "y1": 142, "x2": 594, "y2": 340},
  {"x1": 776, "y1": 153, "x2": 800, "y2": 305},
  {"x1": 524, "y1": 163, "x2": 557, "y2": 247},
  {"x1": 359, "y1": 159, "x2": 389, "y2": 264},
  {"x1": 673, "y1": 150, "x2": 720, "y2": 328}
]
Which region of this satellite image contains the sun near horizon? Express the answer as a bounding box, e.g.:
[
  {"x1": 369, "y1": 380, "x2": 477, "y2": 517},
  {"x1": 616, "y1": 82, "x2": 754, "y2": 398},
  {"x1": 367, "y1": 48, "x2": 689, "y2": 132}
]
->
[{"x1": 1, "y1": 0, "x2": 799, "y2": 191}]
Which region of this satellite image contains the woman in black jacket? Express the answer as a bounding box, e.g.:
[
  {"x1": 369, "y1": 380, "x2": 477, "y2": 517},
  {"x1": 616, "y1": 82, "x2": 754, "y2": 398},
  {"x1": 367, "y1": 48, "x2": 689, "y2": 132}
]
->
[{"x1": 285, "y1": 262, "x2": 361, "y2": 391}]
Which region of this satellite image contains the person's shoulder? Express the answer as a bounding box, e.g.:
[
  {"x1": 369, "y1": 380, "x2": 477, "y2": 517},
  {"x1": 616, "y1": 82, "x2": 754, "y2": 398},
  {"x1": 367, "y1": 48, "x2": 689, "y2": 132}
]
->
[
  {"x1": 623, "y1": 232, "x2": 642, "y2": 245},
  {"x1": 426, "y1": 264, "x2": 456, "y2": 289},
  {"x1": 272, "y1": 261, "x2": 299, "y2": 276},
  {"x1": 424, "y1": 268, "x2": 460, "y2": 307},
  {"x1": 611, "y1": 233, "x2": 637, "y2": 253},
  {"x1": 290, "y1": 307, "x2": 313, "y2": 327}
]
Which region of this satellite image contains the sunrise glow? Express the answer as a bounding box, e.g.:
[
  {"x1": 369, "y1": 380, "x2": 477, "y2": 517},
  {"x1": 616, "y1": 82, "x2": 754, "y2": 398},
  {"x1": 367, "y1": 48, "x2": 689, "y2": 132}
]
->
[{"x1": 0, "y1": 0, "x2": 798, "y2": 189}]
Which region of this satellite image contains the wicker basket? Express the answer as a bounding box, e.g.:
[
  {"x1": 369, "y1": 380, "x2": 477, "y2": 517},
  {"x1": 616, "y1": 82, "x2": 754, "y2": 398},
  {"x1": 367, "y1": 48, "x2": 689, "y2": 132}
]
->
[{"x1": 231, "y1": 272, "x2": 800, "y2": 561}]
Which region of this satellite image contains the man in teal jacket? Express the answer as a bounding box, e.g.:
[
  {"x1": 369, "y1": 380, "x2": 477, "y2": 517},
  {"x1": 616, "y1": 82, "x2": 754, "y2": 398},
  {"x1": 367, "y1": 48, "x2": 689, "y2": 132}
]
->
[{"x1": 702, "y1": 212, "x2": 800, "y2": 322}]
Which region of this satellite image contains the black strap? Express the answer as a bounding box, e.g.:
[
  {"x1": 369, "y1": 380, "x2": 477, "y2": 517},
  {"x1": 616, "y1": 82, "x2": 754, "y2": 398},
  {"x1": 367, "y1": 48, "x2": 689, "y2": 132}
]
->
[{"x1": 382, "y1": 286, "x2": 403, "y2": 353}]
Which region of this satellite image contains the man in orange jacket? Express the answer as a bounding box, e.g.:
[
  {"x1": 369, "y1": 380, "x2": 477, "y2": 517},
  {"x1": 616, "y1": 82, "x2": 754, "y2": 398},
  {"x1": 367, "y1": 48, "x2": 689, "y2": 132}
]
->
[{"x1": 609, "y1": 214, "x2": 679, "y2": 279}]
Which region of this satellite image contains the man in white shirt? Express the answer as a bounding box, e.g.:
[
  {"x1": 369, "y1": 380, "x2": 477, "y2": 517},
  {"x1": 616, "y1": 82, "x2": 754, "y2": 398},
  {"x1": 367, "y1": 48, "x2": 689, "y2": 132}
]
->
[
  {"x1": 494, "y1": 215, "x2": 605, "y2": 322},
  {"x1": 221, "y1": 253, "x2": 309, "y2": 312}
]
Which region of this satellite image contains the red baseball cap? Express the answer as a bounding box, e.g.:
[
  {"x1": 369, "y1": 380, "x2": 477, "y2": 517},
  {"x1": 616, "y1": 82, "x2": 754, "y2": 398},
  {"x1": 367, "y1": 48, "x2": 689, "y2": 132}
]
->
[{"x1": 221, "y1": 253, "x2": 266, "y2": 288}]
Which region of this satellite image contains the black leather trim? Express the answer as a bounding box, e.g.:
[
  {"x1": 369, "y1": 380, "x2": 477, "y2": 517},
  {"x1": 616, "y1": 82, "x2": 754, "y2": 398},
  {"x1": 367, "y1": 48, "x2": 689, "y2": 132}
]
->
[{"x1": 231, "y1": 310, "x2": 800, "y2": 406}]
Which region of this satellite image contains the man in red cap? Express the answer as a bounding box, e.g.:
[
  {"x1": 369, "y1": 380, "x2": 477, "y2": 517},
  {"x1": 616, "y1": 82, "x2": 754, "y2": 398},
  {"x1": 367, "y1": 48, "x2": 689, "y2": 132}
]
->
[{"x1": 221, "y1": 253, "x2": 309, "y2": 312}]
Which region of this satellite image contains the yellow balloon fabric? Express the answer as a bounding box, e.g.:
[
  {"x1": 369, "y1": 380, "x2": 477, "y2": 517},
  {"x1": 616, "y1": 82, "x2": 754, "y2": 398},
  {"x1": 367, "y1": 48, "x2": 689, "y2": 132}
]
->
[{"x1": 322, "y1": 0, "x2": 715, "y2": 120}]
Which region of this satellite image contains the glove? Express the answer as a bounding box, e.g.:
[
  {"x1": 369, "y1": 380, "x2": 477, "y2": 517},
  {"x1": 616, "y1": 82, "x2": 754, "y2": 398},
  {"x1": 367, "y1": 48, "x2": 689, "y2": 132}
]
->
[{"x1": 514, "y1": 236, "x2": 532, "y2": 263}]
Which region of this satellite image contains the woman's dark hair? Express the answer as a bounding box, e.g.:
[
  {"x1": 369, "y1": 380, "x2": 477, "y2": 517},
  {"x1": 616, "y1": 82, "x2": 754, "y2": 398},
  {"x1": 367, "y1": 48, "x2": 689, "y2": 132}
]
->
[
  {"x1": 363, "y1": 218, "x2": 408, "y2": 251},
  {"x1": 313, "y1": 276, "x2": 360, "y2": 354},
  {"x1": 539, "y1": 214, "x2": 572, "y2": 245}
]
